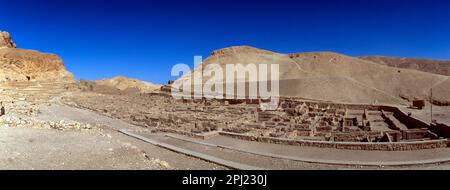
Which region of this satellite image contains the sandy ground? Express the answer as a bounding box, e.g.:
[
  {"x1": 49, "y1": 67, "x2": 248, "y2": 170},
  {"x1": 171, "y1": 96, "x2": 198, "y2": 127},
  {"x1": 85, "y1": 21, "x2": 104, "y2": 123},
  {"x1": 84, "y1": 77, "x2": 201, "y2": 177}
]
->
[
  {"x1": 0, "y1": 127, "x2": 164, "y2": 170},
  {"x1": 0, "y1": 103, "x2": 226, "y2": 170}
]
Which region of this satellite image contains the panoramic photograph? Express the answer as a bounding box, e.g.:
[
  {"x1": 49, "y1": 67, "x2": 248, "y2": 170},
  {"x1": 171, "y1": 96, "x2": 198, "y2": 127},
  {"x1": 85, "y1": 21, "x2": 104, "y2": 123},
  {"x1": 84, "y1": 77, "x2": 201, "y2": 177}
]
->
[{"x1": 1, "y1": 0, "x2": 450, "y2": 185}]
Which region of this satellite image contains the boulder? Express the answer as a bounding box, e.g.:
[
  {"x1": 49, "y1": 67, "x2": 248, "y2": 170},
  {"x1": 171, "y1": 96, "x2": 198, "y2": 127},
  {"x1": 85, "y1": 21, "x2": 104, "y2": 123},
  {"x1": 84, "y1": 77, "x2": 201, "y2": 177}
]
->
[{"x1": 0, "y1": 31, "x2": 16, "y2": 49}]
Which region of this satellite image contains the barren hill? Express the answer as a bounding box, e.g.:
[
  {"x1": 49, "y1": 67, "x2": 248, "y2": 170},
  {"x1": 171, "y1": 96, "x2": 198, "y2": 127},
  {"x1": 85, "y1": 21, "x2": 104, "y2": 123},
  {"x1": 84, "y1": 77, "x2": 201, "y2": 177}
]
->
[
  {"x1": 95, "y1": 76, "x2": 161, "y2": 93},
  {"x1": 0, "y1": 31, "x2": 74, "y2": 82},
  {"x1": 176, "y1": 46, "x2": 450, "y2": 105},
  {"x1": 360, "y1": 56, "x2": 450, "y2": 76}
]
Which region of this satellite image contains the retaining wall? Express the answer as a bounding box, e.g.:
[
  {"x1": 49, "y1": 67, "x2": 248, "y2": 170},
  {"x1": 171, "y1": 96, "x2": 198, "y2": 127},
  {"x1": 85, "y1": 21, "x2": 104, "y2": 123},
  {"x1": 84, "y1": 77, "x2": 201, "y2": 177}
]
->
[
  {"x1": 218, "y1": 131, "x2": 450, "y2": 151},
  {"x1": 430, "y1": 123, "x2": 450, "y2": 138},
  {"x1": 380, "y1": 106, "x2": 430, "y2": 129}
]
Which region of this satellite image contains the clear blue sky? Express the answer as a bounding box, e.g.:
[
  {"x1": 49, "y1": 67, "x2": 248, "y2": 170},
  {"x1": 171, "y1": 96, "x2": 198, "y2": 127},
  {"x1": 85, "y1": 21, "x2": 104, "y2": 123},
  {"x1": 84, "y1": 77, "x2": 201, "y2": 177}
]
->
[{"x1": 1, "y1": 0, "x2": 449, "y2": 84}]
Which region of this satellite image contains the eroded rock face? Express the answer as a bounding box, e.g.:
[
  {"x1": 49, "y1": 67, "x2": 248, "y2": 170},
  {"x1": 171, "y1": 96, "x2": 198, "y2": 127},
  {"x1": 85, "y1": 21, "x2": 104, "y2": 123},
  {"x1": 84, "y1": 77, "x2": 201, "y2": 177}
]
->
[
  {"x1": 0, "y1": 31, "x2": 74, "y2": 82},
  {"x1": 0, "y1": 31, "x2": 16, "y2": 49}
]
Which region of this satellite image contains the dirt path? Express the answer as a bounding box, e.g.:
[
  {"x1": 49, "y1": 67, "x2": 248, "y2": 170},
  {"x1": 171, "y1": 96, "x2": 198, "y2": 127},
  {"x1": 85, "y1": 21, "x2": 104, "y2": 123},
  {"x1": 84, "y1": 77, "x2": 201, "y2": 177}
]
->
[
  {"x1": 29, "y1": 104, "x2": 226, "y2": 169},
  {"x1": 0, "y1": 127, "x2": 168, "y2": 169},
  {"x1": 137, "y1": 132, "x2": 450, "y2": 169}
]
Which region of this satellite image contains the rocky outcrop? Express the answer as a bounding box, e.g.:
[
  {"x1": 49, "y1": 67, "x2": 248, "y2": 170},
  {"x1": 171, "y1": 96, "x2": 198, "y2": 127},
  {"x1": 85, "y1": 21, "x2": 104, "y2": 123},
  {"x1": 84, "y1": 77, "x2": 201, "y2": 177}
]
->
[
  {"x1": 0, "y1": 31, "x2": 74, "y2": 82},
  {"x1": 0, "y1": 31, "x2": 16, "y2": 49}
]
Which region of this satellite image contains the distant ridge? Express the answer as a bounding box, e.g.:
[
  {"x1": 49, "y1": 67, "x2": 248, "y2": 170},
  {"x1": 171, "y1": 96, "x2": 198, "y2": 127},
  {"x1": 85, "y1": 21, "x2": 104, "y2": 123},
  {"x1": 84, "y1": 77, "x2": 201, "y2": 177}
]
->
[
  {"x1": 95, "y1": 76, "x2": 161, "y2": 93},
  {"x1": 176, "y1": 46, "x2": 450, "y2": 105},
  {"x1": 360, "y1": 56, "x2": 450, "y2": 76}
]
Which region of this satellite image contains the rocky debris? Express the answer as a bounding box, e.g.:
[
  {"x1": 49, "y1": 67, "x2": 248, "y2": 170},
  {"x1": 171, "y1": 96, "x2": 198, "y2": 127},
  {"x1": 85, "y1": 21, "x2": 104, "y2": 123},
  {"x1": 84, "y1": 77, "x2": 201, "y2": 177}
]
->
[
  {"x1": 146, "y1": 157, "x2": 172, "y2": 169},
  {"x1": 0, "y1": 95, "x2": 40, "y2": 116},
  {"x1": 0, "y1": 115, "x2": 94, "y2": 130},
  {"x1": 0, "y1": 31, "x2": 16, "y2": 49}
]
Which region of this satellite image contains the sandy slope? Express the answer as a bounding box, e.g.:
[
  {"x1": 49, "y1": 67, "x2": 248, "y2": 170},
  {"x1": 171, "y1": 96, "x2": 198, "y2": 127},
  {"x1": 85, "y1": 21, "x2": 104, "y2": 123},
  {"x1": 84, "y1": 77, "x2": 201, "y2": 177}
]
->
[
  {"x1": 95, "y1": 76, "x2": 161, "y2": 93},
  {"x1": 175, "y1": 46, "x2": 450, "y2": 105},
  {"x1": 361, "y1": 56, "x2": 450, "y2": 76}
]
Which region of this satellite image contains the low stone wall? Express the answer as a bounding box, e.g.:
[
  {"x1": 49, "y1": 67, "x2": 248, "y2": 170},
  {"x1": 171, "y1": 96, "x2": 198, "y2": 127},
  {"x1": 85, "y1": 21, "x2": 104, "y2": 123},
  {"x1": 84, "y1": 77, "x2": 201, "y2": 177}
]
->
[
  {"x1": 402, "y1": 129, "x2": 431, "y2": 140},
  {"x1": 283, "y1": 99, "x2": 434, "y2": 131},
  {"x1": 380, "y1": 106, "x2": 430, "y2": 129},
  {"x1": 152, "y1": 128, "x2": 221, "y2": 140},
  {"x1": 295, "y1": 100, "x2": 380, "y2": 111},
  {"x1": 152, "y1": 128, "x2": 207, "y2": 140},
  {"x1": 218, "y1": 131, "x2": 450, "y2": 151}
]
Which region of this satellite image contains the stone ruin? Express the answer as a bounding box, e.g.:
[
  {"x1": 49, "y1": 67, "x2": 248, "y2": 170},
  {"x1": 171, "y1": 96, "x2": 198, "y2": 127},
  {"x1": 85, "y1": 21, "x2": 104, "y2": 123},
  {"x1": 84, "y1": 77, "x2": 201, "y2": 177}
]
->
[
  {"x1": 148, "y1": 95, "x2": 445, "y2": 144},
  {"x1": 64, "y1": 85, "x2": 450, "y2": 150}
]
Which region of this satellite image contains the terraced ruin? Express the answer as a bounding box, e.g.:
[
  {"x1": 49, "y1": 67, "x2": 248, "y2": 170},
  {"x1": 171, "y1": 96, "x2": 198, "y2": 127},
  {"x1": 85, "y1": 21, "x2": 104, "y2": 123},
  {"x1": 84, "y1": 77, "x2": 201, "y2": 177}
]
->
[{"x1": 61, "y1": 81, "x2": 450, "y2": 152}]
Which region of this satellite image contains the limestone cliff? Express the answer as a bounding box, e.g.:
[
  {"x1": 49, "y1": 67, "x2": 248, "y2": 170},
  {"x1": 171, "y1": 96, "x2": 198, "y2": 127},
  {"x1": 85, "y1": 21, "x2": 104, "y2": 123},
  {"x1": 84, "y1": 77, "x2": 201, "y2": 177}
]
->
[{"x1": 0, "y1": 31, "x2": 74, "y2": 82}]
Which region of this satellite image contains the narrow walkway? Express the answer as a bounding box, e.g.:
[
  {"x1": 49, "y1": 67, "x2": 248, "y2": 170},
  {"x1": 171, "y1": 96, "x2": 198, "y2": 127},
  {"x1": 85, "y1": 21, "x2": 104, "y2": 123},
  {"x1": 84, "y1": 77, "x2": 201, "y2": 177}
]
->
[
  {"x1": 142, "y1": 132, "x2": 450, "y2": 167},
  {"x1": 119, "y1": 129, "x2": 263, "y2": 170}
]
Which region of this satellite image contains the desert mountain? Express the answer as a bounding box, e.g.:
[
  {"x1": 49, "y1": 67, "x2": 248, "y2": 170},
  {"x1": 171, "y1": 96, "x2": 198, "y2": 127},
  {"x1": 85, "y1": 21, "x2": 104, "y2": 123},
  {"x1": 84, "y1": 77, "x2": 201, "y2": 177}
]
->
[
  {"x1": 360, "y1": 56, "x2": 450, "y2": 76},
  {"x1": 95, "y1": 76, "x2": 161, "y2": 93},
  {"x1": 0, "y1": 31, "x2": 74, "y2": 82},
  {"x1": 175, "y1": 46, "x2": 450, "y2": 105}
]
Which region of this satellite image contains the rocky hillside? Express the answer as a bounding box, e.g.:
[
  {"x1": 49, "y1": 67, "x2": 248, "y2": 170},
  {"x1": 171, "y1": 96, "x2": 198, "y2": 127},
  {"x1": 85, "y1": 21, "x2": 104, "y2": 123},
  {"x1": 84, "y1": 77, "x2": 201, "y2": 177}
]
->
[
  {"x1": 0, "y1": 31, "x2": 74, "y2": 82},
  {"x1": 95, "y1": 76, "x2": 161, "y2": 93},
  {"x1": 176, "y1": 46, "x2": 450, "y2": 105},
  {"x1": 360, "y1": 56, "x2": 450, "y2": 76}
]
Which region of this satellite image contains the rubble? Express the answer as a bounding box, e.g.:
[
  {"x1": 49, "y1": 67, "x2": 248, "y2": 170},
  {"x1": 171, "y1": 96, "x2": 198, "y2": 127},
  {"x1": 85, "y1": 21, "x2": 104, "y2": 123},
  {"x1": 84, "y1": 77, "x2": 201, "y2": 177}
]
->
[
  {"x1": 63, "y1": 89, "x2": 445, "y2": 144},
  {"x1": 0, "y1": 115, "x2": 94, "y2": 130}
]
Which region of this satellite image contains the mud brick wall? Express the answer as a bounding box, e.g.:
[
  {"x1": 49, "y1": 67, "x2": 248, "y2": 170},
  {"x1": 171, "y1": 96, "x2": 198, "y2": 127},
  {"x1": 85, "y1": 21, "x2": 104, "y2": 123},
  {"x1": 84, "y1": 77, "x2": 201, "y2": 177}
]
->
[
  {"x1": 430, "y1": 123, "x2": 450, "y2": 138},
  {"x1": 380, "y1": 106, "x2": 429, "y2": 129},
  {"x1": 302, "y1": 101, "x2": 380, "y2": 111},
  {"x1": 384, "y1": 131, "x2": 402, "y2": 142},
  {"x1": 297, "y1": 130, "x2": 311, "y2": 136},
  {"x1": 283, "y1": 99, "x2": 434, "y2": 131},
  {"x1": 330, "y1": 131, "x2": 383, "y2": 142},
  {"x1": 332, "y1": 140, "x2": 449, "y2": 151},
  {"x1": 381, "y1": 110, "x2": 400, "y2": 130},
  {"x1": 402, "y1": 129, "x2": 430, "y2": 140},
  {"x1": 218, "y1": 131, "x2": 450, "y2": 151}
]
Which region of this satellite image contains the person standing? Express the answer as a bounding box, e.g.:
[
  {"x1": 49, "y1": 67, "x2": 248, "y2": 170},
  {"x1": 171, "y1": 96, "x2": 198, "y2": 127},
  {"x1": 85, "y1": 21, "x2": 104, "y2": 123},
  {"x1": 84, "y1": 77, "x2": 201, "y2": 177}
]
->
[{"x1": 0, "y1": 102, "x2": 5, "y2": 116}]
